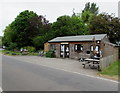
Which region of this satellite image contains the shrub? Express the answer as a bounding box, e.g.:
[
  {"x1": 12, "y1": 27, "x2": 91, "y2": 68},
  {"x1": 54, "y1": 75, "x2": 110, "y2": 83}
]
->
[
  {"x1": 32, "y1": 36, "x2": 45, "y2": 49},
  {"x1": 22, "y1": 51, "x2": 28, "y2": 55},
  {"x1": 11, "y1": 53, "x2": 17, "y2": 55},
  {"x1": 6, "y1": 42, "x2": 17, "y2": 50},
  {"x1": 45, "y1": 50, "x2": 55, "y2": 58},
  {"x1": 5, "y1": 52, "x2": 10, "y2": 54},
  {"x1": 23, "y1": 46, "x2": 36, "y2": 52}
]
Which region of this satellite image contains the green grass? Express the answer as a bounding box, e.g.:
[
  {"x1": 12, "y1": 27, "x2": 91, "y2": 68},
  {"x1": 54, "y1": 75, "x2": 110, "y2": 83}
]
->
[
  {"x1": 0, "y1": 36, "x2": 2, "y2": 46},
  {"x1": 0, "y1": 50, "x2": 21, "y2": 55},
  {"x1": 0, "y1": 50, "x2": 39, "y2": 56},
  {"x1": 99, "y1": 60, "x2": 120, "y2": 76}
]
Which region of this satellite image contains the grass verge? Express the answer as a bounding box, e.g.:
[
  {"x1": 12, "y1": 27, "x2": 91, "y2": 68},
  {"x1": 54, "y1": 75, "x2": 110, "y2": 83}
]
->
[
  {"x1": 98, "y1": 60, "x2": 120, "y2": 81},
  {"x1": 0, "y1": 50, "x2": 39, "y2": 56}
]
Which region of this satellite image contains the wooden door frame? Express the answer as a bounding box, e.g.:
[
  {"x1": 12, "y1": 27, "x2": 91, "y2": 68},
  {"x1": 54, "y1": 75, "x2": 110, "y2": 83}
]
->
[{"x1": 60, "y1": 44, "x2": 69, "y2": 58}]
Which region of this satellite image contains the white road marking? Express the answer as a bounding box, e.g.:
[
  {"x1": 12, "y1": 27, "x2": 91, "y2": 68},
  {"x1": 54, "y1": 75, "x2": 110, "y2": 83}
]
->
[{"x1": 0, "y1": 87, "x2": 3, "y2": 93}]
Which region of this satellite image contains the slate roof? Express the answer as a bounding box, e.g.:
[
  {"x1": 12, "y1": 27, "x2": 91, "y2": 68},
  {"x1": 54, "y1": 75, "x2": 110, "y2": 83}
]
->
[{"x1": 48, "y1": 34, "x2": 107, "y2": 43}]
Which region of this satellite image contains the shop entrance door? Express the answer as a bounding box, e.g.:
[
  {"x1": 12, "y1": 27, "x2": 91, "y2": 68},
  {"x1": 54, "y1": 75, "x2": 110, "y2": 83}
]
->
[{"x1": 60, "y1": 44, "x2": 69, "y2": 58}]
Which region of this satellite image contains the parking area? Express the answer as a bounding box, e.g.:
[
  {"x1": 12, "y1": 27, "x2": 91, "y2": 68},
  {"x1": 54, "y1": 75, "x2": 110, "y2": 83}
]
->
[{"x1": 6, "y1": 56, "x2": 98, "y2": 76}]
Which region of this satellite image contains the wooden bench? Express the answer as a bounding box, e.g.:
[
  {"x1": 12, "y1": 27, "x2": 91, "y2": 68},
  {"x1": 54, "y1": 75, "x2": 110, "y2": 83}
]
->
[{"x1": 82, "y1": 58, "x2": 100, "y2": 71}]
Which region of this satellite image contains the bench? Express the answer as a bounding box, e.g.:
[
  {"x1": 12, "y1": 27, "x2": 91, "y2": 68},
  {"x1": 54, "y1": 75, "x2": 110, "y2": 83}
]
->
[{"x1": 82, "y1": 58, "x2": 100, "y2": 71}]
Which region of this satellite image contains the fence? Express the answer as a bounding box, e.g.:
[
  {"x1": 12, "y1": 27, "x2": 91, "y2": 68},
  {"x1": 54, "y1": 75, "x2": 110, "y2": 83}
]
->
[{"x1": 100, "y1": 55, "x2": 114, "y2": 70}]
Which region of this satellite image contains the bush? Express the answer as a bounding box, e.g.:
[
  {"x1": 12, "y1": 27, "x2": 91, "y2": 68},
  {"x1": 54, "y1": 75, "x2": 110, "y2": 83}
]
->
[
  {"x1": 22, "y1": 51, "x2": 28, "y2": 55},
  {"x1": 6, "y1": 42, "x2": 17, "y2": 50},
  {"x1": 5, "y1": 52, "x2": 10, "y2": 54},
  {"x1": 32, "y1": 36, "x2": 46, "y2": 49},
  {"x1": 45, "y1": 51, "x2": 55, "y2": 58},
  {"x1": 23, "y1": 46, "x2": 36, "y2": 52},
  {"x1": 11, "y1": 53, "x2": 17, "y2": 55}
]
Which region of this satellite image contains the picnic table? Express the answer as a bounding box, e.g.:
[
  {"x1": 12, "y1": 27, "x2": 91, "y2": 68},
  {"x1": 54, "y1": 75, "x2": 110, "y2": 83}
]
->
[{"x1": 82, "y1": 58, "x2": 100, "y2": 71}]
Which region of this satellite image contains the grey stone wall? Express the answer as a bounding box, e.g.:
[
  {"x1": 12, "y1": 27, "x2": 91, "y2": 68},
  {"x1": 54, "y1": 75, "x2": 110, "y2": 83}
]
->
[
  {"x1": 101, "y1": 42, "x2": 119, "y2": 61},
  {"x1": 69, "y1": 44, "x2": 80, "y2": 59},
  {"x1": 49, "y1": 41, "x2": 118, "y2": 61},
  {"x1": 69, "y1": 42, "x2": 96, "y2": 59},
  {"x1": 55, "y1": 44, "x2": 60, "y2": 58}
]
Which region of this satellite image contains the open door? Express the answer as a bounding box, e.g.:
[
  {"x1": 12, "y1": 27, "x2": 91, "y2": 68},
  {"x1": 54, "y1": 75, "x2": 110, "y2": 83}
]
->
[{"x1": 60, "y1": 44, "x2": 69, "y2": 58}]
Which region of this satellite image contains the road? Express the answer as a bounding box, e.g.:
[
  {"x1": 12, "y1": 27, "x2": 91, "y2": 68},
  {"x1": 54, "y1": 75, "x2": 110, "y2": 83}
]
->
[{"x1": 2, "y1": 55, "x2": 118, "y2": 91}]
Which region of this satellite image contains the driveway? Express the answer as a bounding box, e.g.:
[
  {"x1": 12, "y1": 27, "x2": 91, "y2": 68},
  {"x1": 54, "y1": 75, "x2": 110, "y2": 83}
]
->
[{"x1": 5, "y1": 55, "x2": 98, "y2": 76}]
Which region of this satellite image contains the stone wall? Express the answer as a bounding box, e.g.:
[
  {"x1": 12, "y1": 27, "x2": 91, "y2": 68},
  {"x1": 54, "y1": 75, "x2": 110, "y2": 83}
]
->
[
  {"x1": 69, "y1": 42, "x2": 98, "y2": 59},
  {"x1": 102, "y1": 42, "x2": 119, "y2": 61},
  {"x1": 47, "y1": 41, "x2": 119, "y2": 61},
  {"x1": 55, "y1": 44, "x2": 60, "y2": 58}
]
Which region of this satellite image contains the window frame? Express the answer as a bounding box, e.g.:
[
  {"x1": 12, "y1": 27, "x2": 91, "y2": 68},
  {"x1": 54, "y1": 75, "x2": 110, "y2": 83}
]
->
[
  {"x1": 90, "y1": 45, "x2": 94, "y2": 52},
  {"x1": 74, "y1": 44, "x2": 83, "y2": 52}
]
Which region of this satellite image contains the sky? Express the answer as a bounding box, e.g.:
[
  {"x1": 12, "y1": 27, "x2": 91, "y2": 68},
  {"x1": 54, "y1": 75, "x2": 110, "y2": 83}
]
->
[{"x1": 0, "y1": 0, "x2": 119, "y2": 36}]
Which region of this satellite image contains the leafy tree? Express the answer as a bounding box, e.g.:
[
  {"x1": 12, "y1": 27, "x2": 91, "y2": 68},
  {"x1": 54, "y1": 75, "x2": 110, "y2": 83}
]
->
[
  {"x1": 81, "y1": 2, "x2": 99, "y2": 24},
  {"x1": 28, "y1": 15, "x2": 51, "y2": 36},
  {"x1": 6, "y1": 42, "x2": 17, "y2": 50},
  {"x1": 3, "y1": 10, "x2": 52, "y2": 50},
  {"x1": 51, "y1": 15, "x2": 89, "y2": 37},
  {"x1": 32, "y1": 36, "x2": 45, "y2": 49},
  {"x1": 82, "y1": 2, "x2": 99, "y2": 15},
  {"x1": 89, "y1": 13, "x2": 120, "y2": 44},
  {"x1": 2, "y1": 24, "x2": 17, "y2": 47},
  {"x1": 12, "y1": 10, "x2": 38, "y2": 47},
  {"x1": 81, "y1": 10, "x2": 95, "y2": 24},
  {"x1": 29, "y1": 15, "x2": 52, "y2": 49},
  {"x1": 0, "y1": 36, "x2": 2, "y2": 46}
]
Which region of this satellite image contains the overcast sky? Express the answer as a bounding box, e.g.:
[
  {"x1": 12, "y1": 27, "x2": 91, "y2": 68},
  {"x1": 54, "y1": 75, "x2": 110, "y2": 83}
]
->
[{"x1": 0, "y1": 0, "x2": 119, "y2": 36}]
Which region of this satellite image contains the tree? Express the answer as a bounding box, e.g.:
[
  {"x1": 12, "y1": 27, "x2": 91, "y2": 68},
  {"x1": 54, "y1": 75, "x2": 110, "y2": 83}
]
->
[
  {"x1": 32, "y1": 36, "x2": 45, "y2": 49},
  {"x1": 3, "y1": 10, "x2": 52, "y2": 50},
  {"x1": 28, "y1": 15, "x2": 51, "y2": 36},
  {"x1": 0, "y1": 36, "x2": 2, "y2": 47},
  {"x1": 81, "y1": 2, "x2": 99, "y2": 24},
  {"x1": 2, "y1": 24, "x2": 17, "y2": 47},
  {"x1": 81, "y1": 10, "x2": 95, "y2": 24},
  {"x1": 11, "y1": 10, "x2": 38, "y2": 48},
  {"x1": 89, "y1": 13, "x2": 120, "y2": 44},
  {"x1": 29, "y1": 15, "x2": 52, "y2": 49},
  {"x1": 82, "y1": 2, "x2": 99, "y2": 15},
  {"x1": 51, "y1": 15, "x2": 89, "y2": 37}
]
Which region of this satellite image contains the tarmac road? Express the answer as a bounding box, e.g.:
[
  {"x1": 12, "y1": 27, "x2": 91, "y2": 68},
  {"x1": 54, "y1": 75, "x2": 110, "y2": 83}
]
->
[{"x1": 2, "y1": 55, "x2": 118, "y2": 91}]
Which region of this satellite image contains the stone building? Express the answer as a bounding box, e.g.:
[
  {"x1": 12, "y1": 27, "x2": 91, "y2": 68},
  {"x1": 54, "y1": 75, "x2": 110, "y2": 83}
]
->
[{"x1": 44, "y1": 34, "x2": 119, "y2": 61}]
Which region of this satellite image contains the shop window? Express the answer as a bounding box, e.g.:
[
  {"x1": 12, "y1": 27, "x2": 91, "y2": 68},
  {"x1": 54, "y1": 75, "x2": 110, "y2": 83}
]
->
[
  {"x1": 95, "y1": 45, "x2": 99, "y2": 52},
  {"x1": 90, "y1": 45, "x2": 94, "y2": 51},
  {"x1": 90, "y1": 45, "x2": 100, "y2": 52},
  {"x1": 74, "y1": 44, "x2": 83, "y2": 52}
]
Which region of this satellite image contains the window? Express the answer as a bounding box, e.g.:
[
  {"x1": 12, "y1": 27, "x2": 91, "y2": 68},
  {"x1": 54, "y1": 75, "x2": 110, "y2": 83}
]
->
[
  {"x1": 95, "y1": 45, "x2": 99, "y2": 52},
  {"x1": 50, "y1": 44, "x2": 56, "y2": 50},
  {"x1": 90, "y1": 45, "x2": 94, "y2": 51},
  {"x1": 96, "y1": 40, "x2": 100, "y2": 44},
  {"x1": 74, "y1": 44, "x2": 83, "y2": 51},
  {"x1": 90, "y1": 45, "x2": 100, "y2": 52}
]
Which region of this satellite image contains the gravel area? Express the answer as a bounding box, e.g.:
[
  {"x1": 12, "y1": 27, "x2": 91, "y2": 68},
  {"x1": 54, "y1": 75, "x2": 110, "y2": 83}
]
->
[{"x1": 4, "y1": 55, "x2": 98, "y2": 76}]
